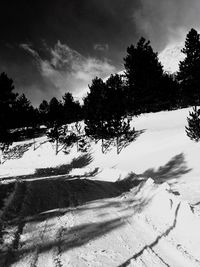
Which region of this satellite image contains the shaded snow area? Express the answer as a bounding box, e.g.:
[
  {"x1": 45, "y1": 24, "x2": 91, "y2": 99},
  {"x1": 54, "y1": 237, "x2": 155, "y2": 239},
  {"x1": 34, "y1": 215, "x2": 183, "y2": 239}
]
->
[{"x1": 1, "y1": 108, "x2": 200, "y2": 266}]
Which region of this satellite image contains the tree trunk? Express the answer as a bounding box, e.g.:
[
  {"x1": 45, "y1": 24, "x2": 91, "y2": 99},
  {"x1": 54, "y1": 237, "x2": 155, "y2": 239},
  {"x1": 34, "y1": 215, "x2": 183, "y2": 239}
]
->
[
  {"x1": 0, "y1": 150, "x2": 2, "y2": 164},
  {"x1": 101, "y1": 138, "x2": 104, "y2": 154},
  {"x1": 76, "y1": 139, "x2": 79, "y2": 152},
  {"x1": 55, "y1": 139, "x2": 58, "y2": 155},
  {"x1": 116, "y1": 136, "x2": 119, "y2": 154},
  {"x1": 33, "y1": 137, "x2": 36, "y2": 150}
]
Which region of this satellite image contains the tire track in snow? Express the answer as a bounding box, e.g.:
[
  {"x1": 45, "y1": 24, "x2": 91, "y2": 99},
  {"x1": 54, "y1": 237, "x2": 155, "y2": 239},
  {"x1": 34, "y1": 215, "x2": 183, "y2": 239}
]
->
[
  {"x1": 52, "y1": 183, "x2": 78, "y2": 267},
  {"x1": 151, "y1": 248, "x2": 170, "y2": 267},
  {"x1": 29, "y1": 219, "x2": 49, "y2": 267},
  {"x1": 119, "y1": 200, "x2": 200, "y2": 267},
  {"x1": 53, "y1": 217, "x2": 65, "y2": 267},
  {"x1": 1, "y1": 180, "x2": 28, "y2": 267}
]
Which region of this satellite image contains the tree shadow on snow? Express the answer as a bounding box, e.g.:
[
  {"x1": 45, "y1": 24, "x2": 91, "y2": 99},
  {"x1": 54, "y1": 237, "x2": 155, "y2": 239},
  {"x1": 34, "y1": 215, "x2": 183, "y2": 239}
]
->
[
  {"x1": 117, "y1": 129, "x2": 145, "y2": 154},
  {"x1": 102, "y1": 129, "x2": 145, "y2": 154},
  {"x1": 2, "y1": 176, "x2": 148, "y2": 265},
  {"x1": 6, "y1": 216, "x2": 131, "y2": 266},
  {"x1": 32, "y1": 139, "x2": 49, "y2": 151},
  {"x1": 2, "y1": 143, "x2": 33, "y2": 164},
  {"x1": 139, "y1": 153, "x2": 192, "y2": 185},
  {"x1": 35, "y1": 153, "x2": 93, "y2": 178},
  {"x1": 1, "y1": 153, "x2": 190, "y2": 265},
  {"x1": 12, "y1": 178, "x2": 136, "y2": 223},
  {"x1": 0, "y1": 153, "x2": 94, "y2": 182}
]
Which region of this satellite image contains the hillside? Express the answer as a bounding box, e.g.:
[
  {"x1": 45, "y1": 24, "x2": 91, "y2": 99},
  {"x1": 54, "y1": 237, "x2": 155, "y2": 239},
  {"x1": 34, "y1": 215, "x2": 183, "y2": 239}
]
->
[{"x1": 0, "y1": 107, "x2": 200, "y2": 266}]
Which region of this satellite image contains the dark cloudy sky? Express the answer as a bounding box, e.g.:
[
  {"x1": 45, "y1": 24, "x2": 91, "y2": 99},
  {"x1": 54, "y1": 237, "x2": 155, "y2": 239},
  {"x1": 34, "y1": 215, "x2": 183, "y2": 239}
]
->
[{"x1": 1, "y1": 0, "x2": 200, "y2": 105}]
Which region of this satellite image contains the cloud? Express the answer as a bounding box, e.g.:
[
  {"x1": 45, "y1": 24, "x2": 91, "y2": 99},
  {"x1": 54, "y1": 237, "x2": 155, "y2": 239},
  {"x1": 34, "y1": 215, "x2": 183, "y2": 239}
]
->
[
  {"x1": 93, "y1": 43, "x2": 109, "y2": 51},
  {"x1": 20, "y1": 43, "x2": 40, "y2": 59},
  {"x1": 20, "y1": 41, "x2": 116, "y2": 101},
  {"x1": 133, "y1": 0, "x2": 200, "y2": 51}
]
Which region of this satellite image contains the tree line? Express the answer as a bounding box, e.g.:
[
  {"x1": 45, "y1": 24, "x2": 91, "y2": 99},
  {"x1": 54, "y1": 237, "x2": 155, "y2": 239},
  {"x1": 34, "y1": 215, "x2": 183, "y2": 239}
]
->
[{"x1": 1, "y1": 28, "x2": 200, "y2": 156}]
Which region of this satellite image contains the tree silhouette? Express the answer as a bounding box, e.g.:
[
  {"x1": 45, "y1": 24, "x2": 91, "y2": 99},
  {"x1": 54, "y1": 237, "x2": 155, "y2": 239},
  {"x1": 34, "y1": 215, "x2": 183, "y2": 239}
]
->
[
  {"x1": 178, "y1": 28, "x2": 200, "y2": 106},
  {"x1": 105, "y1": 74, "x2": 128, "y2": 118},
  {"x1": 48, "y1": 97, "x2": 63, "y2": 127},
  {"x1": 0, "y1": 127, "x2": 13, "y2": 164},
  {"x1": 0, "y1": 72, "x2": 17, "y2": 163},
  {"x1": 39, "y1": 100, "x2": 49, "y2": 126},
  {"x1": 45, "y1": 97, "x2": 63, "y2": 154},
  {"x1": 124, "y1": 37, "x2": 164, "y2": 114},
  {"x1": 13, "y1": 94, "x2": 34, "y2": 128},
  {"x1": 62, "y1": 92, "x2": 82, "y2": 123},
  {"x1": 47, "y1": 126, "x2": 78, "y2": 155},
  {"x1": 84, "y1": 75, "x2": 134, "y2": 153},
  {"x1": 105, "y1": 74, "x2": 134, "y2": 153},
  {"x1": 84, "y1": 77, "x2": 108, "y2": 143},
  {"x1": 159, "y1": 73, "x2": 180, "y2": 110}
]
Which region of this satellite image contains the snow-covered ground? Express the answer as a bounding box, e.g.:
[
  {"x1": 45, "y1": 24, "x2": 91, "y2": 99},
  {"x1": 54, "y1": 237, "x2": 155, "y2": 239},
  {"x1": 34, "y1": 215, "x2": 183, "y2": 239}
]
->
[{"x1": 1, "y1": 107, "x2": 200, "y2": 266}]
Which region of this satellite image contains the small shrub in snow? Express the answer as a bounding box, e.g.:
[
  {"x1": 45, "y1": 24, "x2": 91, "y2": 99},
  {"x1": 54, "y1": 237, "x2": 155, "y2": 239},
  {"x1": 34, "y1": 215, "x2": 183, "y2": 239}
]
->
[
  {"x1": 47, "y1": 125, "x2": 78, "y2": 154},
  {"x1": 186, "y1": 106, "x2": 200, "y2": 142}
]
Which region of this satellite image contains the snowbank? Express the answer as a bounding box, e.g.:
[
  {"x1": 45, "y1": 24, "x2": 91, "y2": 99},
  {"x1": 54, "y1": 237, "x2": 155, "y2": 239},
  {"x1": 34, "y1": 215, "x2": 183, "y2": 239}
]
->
[{"x1": 130, "y1": 178, "x2": 200, "y2": 265}]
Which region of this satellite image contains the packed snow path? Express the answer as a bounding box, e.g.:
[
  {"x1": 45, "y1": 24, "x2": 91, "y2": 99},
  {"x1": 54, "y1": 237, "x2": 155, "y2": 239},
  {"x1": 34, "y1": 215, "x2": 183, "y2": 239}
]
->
[{"x1": 1, "y1": 176, "x2": 200, "y2": 267}]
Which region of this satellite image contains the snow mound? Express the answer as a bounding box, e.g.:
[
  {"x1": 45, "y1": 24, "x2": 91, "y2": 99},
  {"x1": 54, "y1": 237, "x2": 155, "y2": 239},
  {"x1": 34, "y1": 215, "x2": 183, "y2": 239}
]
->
[{"x1": 132, "y1": 178, "x2": 200, "y2": 263}]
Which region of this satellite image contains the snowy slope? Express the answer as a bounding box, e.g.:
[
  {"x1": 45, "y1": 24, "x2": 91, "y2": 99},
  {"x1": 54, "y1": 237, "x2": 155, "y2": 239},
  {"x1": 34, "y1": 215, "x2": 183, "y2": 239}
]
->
[
  {"x1": 1, "y1": 107, "x2": 200, "y2": 266},
  {"x1": 158, "y1": 43, "x2": 185, "y2": 73},
  {"x1": 1, "y1": 107, "x2": 200, "y2": 204}
]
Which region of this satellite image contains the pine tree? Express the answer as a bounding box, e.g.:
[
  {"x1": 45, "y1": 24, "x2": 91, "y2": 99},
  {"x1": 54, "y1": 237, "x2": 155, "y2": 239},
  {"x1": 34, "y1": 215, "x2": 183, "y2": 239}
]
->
[
  {"x1": 45, "y1": 97, "x2": 63, "y2": 153},
  {"x1": 62, "y1": 92, "x2": 82, "y2": 123},
  {"x1": 13, "y1": 94, "x2": 33, "y2": 128},
  {"x1": 84, "y1": 77, "x2": 108, "y2": 141},
  {"x1": 159, "y1": 73, "x2": 180, "y2": 110},
  {"x1": 62, "y1": 92, "x2": 74, "y2": 123},
  {"x1": 46, "y1": 94, "x2": 82, "y2": 154},
  {"x1": 124, "y1": 37, "x2": 164, "y2": 114},
  {"x1": 84, "y1": 75, "x2": 134, "y2": 154},
  {"x1": 0, "y1": 72, "x2": 17, "y2": 126},
  {"x1": 48, "y1": 97, "x2": 63, "y2": 127},
  {"x1": 185, "y1": 106, "x2": 200, "y2": 142},
  {"x1": 106, "y1": 74, "x2": 128, "y2": 118},
  {"x1": 0, "y1": 72, "x2": 17, "y2": 163},
  {"x1": 47, "y1": 125, "x2": 77, "y2": 155},
  {"x1": 178, "y1": 28, "x2": 200, "y2": 106},
  {"x1": 105, "y1": 74, "x2": 133, "y2": 153},
  {"x1": 39, "y1": 100, "x2": 49, "y2": 126}
]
